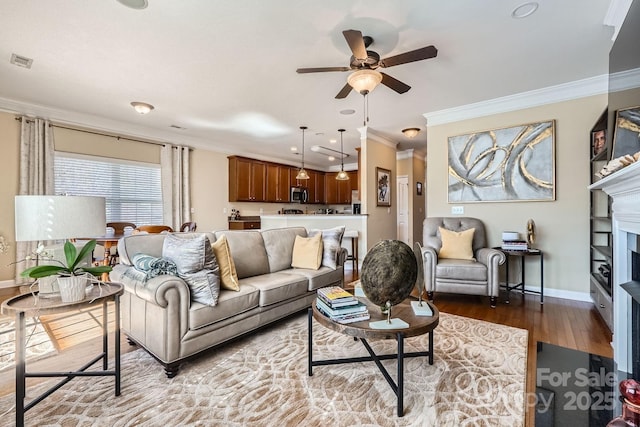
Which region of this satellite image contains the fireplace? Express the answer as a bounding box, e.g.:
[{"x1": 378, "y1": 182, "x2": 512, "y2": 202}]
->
[
  {"x1": 589, "y1": 161, "x2": 640, "y2": 376},
  {"x1": 621, "y1": 247, "x2": 640, "y2": 379}
]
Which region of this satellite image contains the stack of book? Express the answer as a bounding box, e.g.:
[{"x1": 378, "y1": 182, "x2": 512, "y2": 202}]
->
[
  {"x1": 316, "y1": 286, "x2": 370, "y2": 324},
  {"x1": 501, "y1": 240, "x2": 528, "y2": 251}
]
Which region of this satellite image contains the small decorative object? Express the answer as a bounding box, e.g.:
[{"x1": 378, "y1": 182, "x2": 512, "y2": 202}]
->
[
  {"x1": 607, "y1": 379, "x2": 640, "y2": 426},
  {"x1": 21, "y1": 240, "x2": 112, "y2": 302},
  {"x1": 596, "y1": 151, "x2": 640, "y2": 178},
  {"x1": 411, "y1": 242, "x2": 433, "y2": 316},
  {"x1": 526, "y1": 219, "x2": 536, "y2": 246},
  {"x1": 360, "y1": 240, "x2": 417, "y2": 329},
  {"x1": 376, "y1": 167, "x2": 391, "y2": 207}
]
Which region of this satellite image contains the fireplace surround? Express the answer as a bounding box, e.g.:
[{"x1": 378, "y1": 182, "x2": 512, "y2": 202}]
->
[{"x1": 589, "y1": 161, "x2": 640, "y2": 376}]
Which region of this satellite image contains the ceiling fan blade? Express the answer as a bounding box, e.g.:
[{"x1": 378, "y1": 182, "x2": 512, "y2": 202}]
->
[
  {"x1": 342, "y1": 29, "x2": 368, "y2": 61},
  {"x1": 380, "y1": 45, "x2": 438, "y2": 68},
  {"x1": 296, "y1": 66, "x2": 351, "y2": 74},
  {"x1": 380, "y1": 72, "x2": 411, "y2": 94},
  {"x1": 335, "y1": 83, "x2": 353, "y2": 99}
]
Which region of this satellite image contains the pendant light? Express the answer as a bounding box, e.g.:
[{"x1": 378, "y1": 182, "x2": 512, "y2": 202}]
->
[
  {"x1": 335, "y1": 129, "x2": 349, "y2": 181},
  {"x1": 295, "y1": 126, "x2": 310, "y2": 180}
]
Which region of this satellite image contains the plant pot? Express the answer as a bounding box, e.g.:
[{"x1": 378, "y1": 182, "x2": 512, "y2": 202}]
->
[{"x1": 57, "y1": 276, "x2": 87, "y2": 303}]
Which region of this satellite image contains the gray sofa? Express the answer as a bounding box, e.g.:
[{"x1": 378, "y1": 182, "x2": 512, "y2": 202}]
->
[{"x1": 110, "y1": 226, "x2": 346, "y2": 377}]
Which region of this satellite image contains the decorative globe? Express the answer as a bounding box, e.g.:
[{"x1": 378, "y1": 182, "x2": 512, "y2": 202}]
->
[{"x1": 360, "y1": 240, "x2": 418, "y2": 307}]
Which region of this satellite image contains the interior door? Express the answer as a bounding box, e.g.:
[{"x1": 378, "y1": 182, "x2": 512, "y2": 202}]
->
[{"x1": 397, "y1": 175, "x2": 409, "y2": 244}]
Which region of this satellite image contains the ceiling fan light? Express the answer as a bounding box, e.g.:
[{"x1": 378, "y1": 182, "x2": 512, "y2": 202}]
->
[
  {"x1": 131, "y1": 101, "x2": 154, "y2": 114},
  {"x1": 347, "y1": 69, "x2": 383, "y2": 94},
  {"x1": 402, "y1": 127, "x2": 421, "y2": 138},
  {"x1": 336, "y1": 170, "x2": 349, "y2": 181}
]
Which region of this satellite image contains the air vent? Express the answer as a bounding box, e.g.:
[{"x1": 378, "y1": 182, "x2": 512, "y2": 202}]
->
[
  {"x1": 169, "y1": 124, "x2": 186, "y2": 130},
  {"x1": 10, "y1": 53, "x2": 33, "y2": 69}
]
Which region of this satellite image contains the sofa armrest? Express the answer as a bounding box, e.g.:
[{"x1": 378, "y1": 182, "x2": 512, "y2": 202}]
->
[
  {"x1": 337, "y1": 247, "x2": 348, "y2": 266},
  {"x1": 421, "y1": 246, "x2": 438, "y2": 292},
  {"x1": 475, "y1": 248, "x2": 506, "y2": 297}
]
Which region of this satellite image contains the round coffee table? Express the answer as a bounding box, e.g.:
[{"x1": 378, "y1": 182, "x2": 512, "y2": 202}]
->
[{"x1": 308, "y1": 296, "x2": 439, "y2": 417}]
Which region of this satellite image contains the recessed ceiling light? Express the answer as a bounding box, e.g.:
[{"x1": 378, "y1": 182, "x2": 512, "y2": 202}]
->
[
  {"x1": 117, "y1": 0, "x2": 148, "y2": 10},
  {"x1": 329, "y1": 138, "x2": 337, "y2": 144},
  {"x1": 340, "y1": 109, "x2": 356, "y2": 115},
  {"x1": 130, "y1": 101, "x2": 154, "y2": 114},
  {"x1": 290, "y1": 146, "x2": 298, "y2": 152},
  {"x1": 511, "y1": 2, "x2": 538, "y2": 18},
  {"x1": 328, "y1": 156, "x2": 335, "y2": 161},
  {"x1": 310, "y1": 145, "x2": 320, "y2": 152}
]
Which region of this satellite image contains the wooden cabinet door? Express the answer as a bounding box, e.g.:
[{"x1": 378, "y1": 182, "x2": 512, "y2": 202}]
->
[
  {"x1": 251, "y1": 161, "x2": 266, "y2": 201},
  {"x1": 325, "y1": 172, "x2": 339, "y2": 204},
  {"x1": 266, "y1": 164, "x2": 279, "y2": 202},
  {"x1": 314, "y1": 171, "x2": 325, "y2": 204},
  {"x1": 337, "y1": 177, "x2": 351, "y2": 204},
  {"x1": 277, "y1": 166, "x2": 290, "y2": 202},
  {"x1": 232, "y1": 157, "x2": 253, "y2": 201}
]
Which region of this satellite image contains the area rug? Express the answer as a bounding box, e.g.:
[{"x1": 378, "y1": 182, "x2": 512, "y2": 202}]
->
[
  {"x1": 0, "y1": 317, "x2": 57, "y2": 372},
  {"x1": 0, "y1": 312, "x2": 527, "y2": 426}
]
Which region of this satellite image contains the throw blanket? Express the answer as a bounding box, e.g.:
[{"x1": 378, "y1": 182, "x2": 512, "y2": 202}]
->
[{"x1": 131, "y1": 254, "x2": 178, "y2": 281}]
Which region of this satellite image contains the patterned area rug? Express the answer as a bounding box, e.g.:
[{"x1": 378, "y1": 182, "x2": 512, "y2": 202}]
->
[
  {"x1": 0, "y1": 317, "x2": 57, "y2": 373},
  {"x1": 0, "y1": 312, "x2": 527, "y2": 426}
]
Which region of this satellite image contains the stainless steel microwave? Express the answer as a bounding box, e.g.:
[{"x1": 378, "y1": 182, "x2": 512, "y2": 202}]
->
[{"x1": 290, "y1": 186, "x2": 309, "y2": 203}]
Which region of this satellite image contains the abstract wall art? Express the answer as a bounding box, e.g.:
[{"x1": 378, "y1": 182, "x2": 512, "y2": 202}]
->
[
  {"x1": 448, "y1": 120, "x2": 555, "y2": 202},
  {"x1": 612, "y1": 106, "x2": 640, "y2": 159}
]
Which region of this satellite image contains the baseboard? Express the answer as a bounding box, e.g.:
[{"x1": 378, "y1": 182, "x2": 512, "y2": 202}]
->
[
  {"x1": 524, "y1": 284, "x2": 592, "y2": 303},
  {"x1": 0, "y1": 279, "x2": 17, "y2": 289}
]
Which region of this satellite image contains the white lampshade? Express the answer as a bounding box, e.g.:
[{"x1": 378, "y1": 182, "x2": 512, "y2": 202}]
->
[
  {"x1": 347, "y1": 69, "x2": 383, "y2": 94},
  {"x1": 15, "y1": 195, "x2": 106, "y2": 241}
]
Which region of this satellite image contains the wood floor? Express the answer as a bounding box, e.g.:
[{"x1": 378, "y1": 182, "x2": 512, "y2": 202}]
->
[{"x1": 0, "y1": 270, "x2": 612, "y2": 427}]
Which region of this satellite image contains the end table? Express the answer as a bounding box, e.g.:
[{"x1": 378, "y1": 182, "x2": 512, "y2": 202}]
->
[
  {"x1": 496, "y1": 248, "x2": 544, "y2": 304},
  {"x1": 0, "y1": 282, "x2": 123, "y2": 427}
]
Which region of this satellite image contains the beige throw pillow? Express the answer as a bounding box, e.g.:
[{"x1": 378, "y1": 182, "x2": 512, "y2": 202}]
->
[
  {"x1": 438, "y1": 227, "x2": 476, "y2": 260},
  {"x1": 291, "y1": 234, "x2": 323, "y2": 270},
  {"x1": 212, "y1": 235, "x2": 240, "y2": 291}
]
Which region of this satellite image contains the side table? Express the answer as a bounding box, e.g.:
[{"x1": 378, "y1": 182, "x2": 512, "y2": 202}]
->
[
  {"x1": 0, "y1": 282, "x2": 123, "y2": 427},
  {"x1": 496, "y1": 248, "x2": 544, "y2": 304}
]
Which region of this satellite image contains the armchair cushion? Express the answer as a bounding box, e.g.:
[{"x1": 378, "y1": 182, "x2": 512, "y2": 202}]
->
[{"x1": 438, "y1": 227, "x2": 476, "y2": 260}]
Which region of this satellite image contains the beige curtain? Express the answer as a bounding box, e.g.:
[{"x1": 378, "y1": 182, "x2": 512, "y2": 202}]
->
[
  {"x1": 15, "y1": 117, "x2": 55, "y2": 282},
  {"x1": 161, "y1": 145, "x2": 191, "y2": 230}
]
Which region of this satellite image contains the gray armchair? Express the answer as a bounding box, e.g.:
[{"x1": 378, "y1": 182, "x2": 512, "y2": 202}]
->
[{"x1": 420, "y1": 217, "x2": 505, "y2": 307}]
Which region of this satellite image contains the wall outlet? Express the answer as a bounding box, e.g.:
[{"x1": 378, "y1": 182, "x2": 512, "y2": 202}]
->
[
  {"x1": 451, "y1": 206, "x2": 464, "y2": 215},
  {"x1": 259, "y1": 208, "x2": 264, "y2": 214},
  {"x1": 223, "y1": 208, "x2": 227, "y2": 214},
  {"x1": 190, "y1": 207, "x2": 195, "y2": 214}
]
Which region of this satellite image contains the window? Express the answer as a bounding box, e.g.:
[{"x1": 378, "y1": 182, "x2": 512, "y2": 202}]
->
[{"x1": 54, "y1": 153, "x2": 163, "y2": 225}]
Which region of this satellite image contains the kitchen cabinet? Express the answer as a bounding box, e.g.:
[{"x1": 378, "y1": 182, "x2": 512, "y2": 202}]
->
[
  {"x1": 325, "y1": 171, "x2": 357, "y2": 204},
  {"x1": 266, "y1": 164, "x2": 291, "y2": 202},
  {"x1": 228, "y1": 156, "x2": 266, "y2": 202},
  {"x1": 291, "y1": 168, "x2": 325, "y2": 204}
]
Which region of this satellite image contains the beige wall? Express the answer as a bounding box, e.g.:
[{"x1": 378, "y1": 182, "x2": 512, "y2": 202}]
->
[
  {"x1": 426, "y1": 94, "x2": 607, "y2": 295},
  {"x1": 363, "y1": 135, "x2": 397, "y2": 250},
  {"x1": 412, "y1": 154, "x2": 426, "y2": 246}
]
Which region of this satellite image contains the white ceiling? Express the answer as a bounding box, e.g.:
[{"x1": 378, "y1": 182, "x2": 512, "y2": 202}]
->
[{"x1": 0, "y1": 0, "x2": 615, "y2": 170}]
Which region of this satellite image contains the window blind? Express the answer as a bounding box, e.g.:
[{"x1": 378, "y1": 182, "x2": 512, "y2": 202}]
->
[{"x1": 54, "y1": 153, "x2": 163, "y2": 226}]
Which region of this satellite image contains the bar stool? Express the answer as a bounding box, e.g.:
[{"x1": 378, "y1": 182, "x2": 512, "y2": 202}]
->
[{"x1": 343, "y1": 230, "x2": 359, "y2": 273}]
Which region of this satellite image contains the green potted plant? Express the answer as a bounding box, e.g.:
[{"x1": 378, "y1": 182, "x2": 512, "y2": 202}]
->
[{"x1": 21, "y1": 240, "x2": 112, "y2": 302}]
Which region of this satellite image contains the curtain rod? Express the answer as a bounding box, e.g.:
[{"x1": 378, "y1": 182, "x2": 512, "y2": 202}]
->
[{"x1": 14, "y1": 116, "x2": 187, "y2": 148}]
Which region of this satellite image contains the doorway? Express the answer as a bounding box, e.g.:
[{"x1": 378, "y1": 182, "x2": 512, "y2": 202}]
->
[{"x1": 397, "y1": 175, "x2": 409, "y2": 244}]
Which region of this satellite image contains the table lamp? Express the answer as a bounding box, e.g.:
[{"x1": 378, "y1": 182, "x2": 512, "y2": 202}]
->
[{"x1": 14, "y1": 195, "x2": 106, "y2": 295}]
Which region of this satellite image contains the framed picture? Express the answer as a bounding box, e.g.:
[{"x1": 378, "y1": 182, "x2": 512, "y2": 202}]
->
[
  {"x1": 376, "y1": 167, "x2": 391, "y2": 206},
  {"x1": 416, "y1": 182, "x2": 423, "y2": 196},
  {"x1": 612, "y1": 106, "x2": 640, "y2": 159},
  {"x1": 592, "y1": 129, "x2": 606, "y2": 157},
  {"x1": 447, "y1": 120, "x2": 555, "y2": 203}
]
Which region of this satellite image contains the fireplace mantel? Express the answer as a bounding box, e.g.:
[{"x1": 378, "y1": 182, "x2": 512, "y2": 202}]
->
[{"x1": 589, "y1": 160, "x2": 640, "y2": 374}]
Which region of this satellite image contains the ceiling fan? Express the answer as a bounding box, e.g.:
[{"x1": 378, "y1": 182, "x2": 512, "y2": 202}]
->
[{"x1": 296, "y1": 29, "x2": 438, "y2": 99}]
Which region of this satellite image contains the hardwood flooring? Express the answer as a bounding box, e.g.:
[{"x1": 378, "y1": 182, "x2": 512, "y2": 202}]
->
[{"x1": 0, "y1": 269, "x2": 612, "y2": 427}]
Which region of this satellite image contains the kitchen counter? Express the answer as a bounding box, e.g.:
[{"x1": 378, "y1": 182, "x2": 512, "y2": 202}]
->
[{"x1": 260, "y1": 215, "x2": 367, "y2": 268}]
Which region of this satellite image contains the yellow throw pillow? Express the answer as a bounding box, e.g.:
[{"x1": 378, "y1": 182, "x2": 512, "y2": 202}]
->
[
  {"x1": 211, "y1": 235, "x2": 240, "y2": 291},
  {"x1": 438, "y1": 227, "x2": 476, "y2": 260},
  {"x1": 291, "y1": 234, "x2": 323, "y2": 270}
]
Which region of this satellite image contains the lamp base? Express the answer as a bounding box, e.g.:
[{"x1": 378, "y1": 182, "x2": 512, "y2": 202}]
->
[
  {"x1": 411, "y1": 301, "x2": 434, "y2": 316},
  {"x1": 369, "y1": 318, "x2": 409, "y2": 329}
]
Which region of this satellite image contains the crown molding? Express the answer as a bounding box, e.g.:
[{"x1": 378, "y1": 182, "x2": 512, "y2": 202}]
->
[
  {"x1": 423, "y1": 74, "x2": 609, "y2": 126},
  {"x1": 366, "y1": 128, "x2": 398, "y2": 148},
  {"x1": 610, "y1": 67, "x2": 640, "y2": 93}
]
